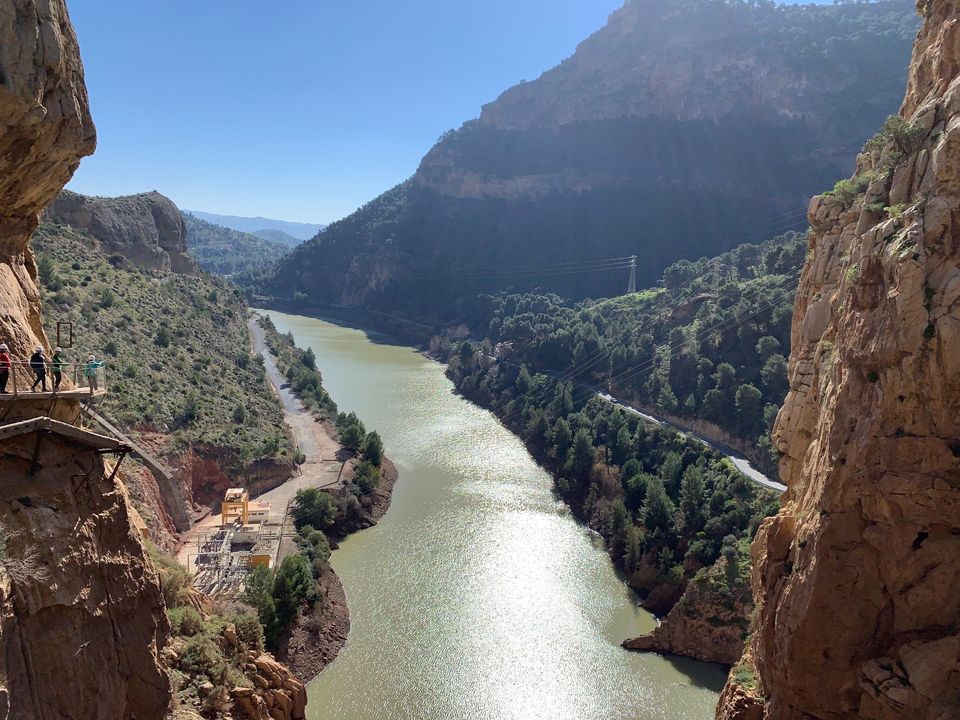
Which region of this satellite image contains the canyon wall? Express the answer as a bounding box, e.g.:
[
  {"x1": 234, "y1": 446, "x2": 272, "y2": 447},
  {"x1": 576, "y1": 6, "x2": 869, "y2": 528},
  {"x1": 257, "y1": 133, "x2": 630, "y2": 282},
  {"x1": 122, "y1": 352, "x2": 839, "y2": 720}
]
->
[
  {"x1": 718, "y1": 2, "x2": 960, "y2": 718},
  {"x1": 0, "y1": 0, "x2": 95, "y2": 371},
  {"x1": 0, "y1": 1, "x2": 173, "y2": 717},
  {"x1": 265, "y1": 0, "x2": 917, "y2": 319}
]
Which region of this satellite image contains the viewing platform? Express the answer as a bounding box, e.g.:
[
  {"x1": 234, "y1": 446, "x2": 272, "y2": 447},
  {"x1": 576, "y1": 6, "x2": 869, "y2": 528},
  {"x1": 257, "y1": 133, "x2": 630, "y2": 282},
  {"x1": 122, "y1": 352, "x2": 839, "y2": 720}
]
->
[
  {"x1": 0, "y1": 360, "x2": 108, "y2": 401},
  {"x1": 0, "y1": 388, "x2": 106, "y2": 401}
]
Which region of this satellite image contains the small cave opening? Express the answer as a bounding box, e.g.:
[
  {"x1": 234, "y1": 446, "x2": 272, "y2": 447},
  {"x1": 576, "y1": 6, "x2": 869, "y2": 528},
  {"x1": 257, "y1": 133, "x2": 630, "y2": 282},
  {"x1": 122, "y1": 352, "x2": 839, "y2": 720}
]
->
[{"x1": 912, "y1": 531, "x2": 929, "y2": 550}]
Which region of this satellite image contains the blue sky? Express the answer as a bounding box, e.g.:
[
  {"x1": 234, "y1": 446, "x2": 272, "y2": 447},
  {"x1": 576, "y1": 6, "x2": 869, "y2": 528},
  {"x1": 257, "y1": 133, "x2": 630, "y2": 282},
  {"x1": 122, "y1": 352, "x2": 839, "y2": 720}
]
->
[{"x1": 66, "y1": 1, "x2": 627, "y2": 224}]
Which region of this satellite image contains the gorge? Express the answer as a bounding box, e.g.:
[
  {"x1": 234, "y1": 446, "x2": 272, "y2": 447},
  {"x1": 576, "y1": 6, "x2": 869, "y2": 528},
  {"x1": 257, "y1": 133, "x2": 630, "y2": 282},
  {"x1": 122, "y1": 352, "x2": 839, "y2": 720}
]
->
[
  {"x1": 264, "y1": 311, "x2": 728, "y2": 719},
  {"x1": 1, "y1": 0, "x2": 958, "y2": 718}
]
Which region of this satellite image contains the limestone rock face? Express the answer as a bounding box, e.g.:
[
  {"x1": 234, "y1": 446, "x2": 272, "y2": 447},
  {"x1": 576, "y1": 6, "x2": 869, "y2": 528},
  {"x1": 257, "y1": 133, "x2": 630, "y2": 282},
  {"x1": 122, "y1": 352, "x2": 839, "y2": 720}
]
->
[
  {"x1": 0, "y1": 2, "x2": 173, "y2": 718},
  {"x1": 0, "y1": 432, "x2": 171, "y2": 719},
  {"x1": 46, "y1": 189, "x2": 197, "y2": 274},
  {"x1": 623, "y1": 556, "x2": 752, "y2": 666},
  {"x1": 231, "y1": 653, "x2": 307, "y2": 720},
  {"x1": 717, "y1": 3, "x2": 960, "y2": 718},
  {"x1": 0, "y1": 0, "x2": 95, "y2": 373}
]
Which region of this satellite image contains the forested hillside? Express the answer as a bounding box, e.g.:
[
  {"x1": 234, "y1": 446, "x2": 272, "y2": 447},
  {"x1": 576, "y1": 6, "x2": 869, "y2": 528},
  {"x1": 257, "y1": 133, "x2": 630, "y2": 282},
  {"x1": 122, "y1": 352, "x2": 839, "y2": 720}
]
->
[
  {"x1": 33, "y1": 221, "x2": 296, "y2": 518},
  {"x1": 461, "y1": 232, "x2": 805, "y2": 475},
  {"x1": 183, "y1": 212, "x2": 290, "y2": 276},
  {"x1": 256, "y1": 0, "x2": 918, "y2": 320}
]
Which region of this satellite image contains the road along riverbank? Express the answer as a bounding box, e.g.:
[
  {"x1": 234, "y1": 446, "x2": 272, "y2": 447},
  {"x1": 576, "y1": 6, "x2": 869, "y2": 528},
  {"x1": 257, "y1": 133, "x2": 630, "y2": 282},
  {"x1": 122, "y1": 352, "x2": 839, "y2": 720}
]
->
[{"x1": 264, "y1": 310, "x2": 726, "y2": 720}]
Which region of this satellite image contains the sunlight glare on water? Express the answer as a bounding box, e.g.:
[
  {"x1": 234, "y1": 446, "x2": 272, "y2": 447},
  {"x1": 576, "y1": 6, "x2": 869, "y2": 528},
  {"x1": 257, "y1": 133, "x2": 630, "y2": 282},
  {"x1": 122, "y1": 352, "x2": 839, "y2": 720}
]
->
[{"x1": 263, "y1": 311, "x2": 726, "y2": 720}]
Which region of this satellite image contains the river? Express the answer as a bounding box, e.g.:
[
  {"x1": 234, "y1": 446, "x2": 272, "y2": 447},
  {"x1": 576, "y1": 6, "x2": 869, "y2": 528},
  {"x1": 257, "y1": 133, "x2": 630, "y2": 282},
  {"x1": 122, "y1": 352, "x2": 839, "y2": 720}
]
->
[{"x1": 263, "y1": 310, "x2": 727, "y2": 720}]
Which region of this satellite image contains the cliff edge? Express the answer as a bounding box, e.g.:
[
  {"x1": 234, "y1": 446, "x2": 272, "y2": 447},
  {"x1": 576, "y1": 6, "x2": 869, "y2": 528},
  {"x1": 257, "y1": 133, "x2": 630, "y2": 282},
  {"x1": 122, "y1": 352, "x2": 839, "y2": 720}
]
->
[
  {"x1": 0, "y1": 2, "x2": 174, "y2": 717},
  {"x1": 0, "y1": 0, "x2": 95, "y2": 365},
  {"x1": 718, "y1": 2, "x2": 960, "y2": 718}
]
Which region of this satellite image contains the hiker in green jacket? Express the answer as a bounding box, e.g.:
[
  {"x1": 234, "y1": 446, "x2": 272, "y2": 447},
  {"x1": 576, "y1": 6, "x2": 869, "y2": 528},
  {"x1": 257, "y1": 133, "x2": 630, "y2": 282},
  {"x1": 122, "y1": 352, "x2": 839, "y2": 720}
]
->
[
  {"x1": 85, "y1": 353, "x2": 104, "y2": 391},
  {"x1": 52, "y1": 347, "x2": 65, "y2": 390}
]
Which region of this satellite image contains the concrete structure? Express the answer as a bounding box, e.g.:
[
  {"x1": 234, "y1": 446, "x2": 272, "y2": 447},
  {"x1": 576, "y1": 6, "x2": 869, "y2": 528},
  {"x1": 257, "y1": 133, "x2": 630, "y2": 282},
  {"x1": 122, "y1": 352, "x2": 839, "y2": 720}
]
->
[
  {"x1": 221, "y1": 488, "x2": 249, "y2": 525},
  {"x1": 248, "y1": 499, "x2": 271, "y2": 523}
]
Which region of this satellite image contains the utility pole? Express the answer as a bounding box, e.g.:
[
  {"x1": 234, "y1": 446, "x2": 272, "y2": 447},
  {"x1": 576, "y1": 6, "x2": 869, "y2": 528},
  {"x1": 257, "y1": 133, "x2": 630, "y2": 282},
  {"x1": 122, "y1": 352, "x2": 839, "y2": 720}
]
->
[{"x1": 626, "y1": 255, "x2": 637, "y2": 294}]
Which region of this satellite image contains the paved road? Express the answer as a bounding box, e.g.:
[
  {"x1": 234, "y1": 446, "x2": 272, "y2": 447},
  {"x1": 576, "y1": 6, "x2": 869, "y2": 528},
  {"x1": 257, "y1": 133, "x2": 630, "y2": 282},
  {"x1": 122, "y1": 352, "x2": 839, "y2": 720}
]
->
[{"x1": 597, "y1": 392, "x2": 786, "y2": 494}]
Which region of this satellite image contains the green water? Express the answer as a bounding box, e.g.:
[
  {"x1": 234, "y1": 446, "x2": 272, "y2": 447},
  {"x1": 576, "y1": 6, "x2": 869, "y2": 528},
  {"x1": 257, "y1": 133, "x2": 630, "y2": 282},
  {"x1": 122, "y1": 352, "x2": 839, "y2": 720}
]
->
[{"x1": 264, "y1": 311, "x2": 726, "y2": 720}]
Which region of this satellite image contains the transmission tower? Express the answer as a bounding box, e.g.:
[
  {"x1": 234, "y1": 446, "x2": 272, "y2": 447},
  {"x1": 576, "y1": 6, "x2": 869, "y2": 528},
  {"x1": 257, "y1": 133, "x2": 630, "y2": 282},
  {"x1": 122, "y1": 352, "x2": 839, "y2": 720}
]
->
[{"x1": 626, "y1": 255, "x2": 637, "y2": 294}]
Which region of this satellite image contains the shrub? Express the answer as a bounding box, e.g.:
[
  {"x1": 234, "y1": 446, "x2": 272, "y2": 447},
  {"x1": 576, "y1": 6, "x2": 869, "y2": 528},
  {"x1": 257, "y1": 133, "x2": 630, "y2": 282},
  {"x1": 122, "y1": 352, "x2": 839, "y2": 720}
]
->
[
  {"x1": 339, "y1": 421, "x2": 365, "y2": 451},
  {"x1": 168, "y1": 606, "x2": 204, "y2": 637},
  {"x1": 228, "y1": 612, "x2": 265, "y2": 653},
  {"x1": 154, "y1": 325, "x2": 171, "y2": 347},
  {"x1": 362, "y1": 431, "x2": 384, "y2": 466},
  {"x1": 300, "y1": 612, "x2": 325, "y2": 636},
  {"x1": 291, "y1": 488, "x2": 337, "y2": 531},
  {"x1": 146, "y1": 542, "x2": 192, "y2": 607},
  {"x1": 353, "y1": 460, "x2": 381, "y2": 495}
]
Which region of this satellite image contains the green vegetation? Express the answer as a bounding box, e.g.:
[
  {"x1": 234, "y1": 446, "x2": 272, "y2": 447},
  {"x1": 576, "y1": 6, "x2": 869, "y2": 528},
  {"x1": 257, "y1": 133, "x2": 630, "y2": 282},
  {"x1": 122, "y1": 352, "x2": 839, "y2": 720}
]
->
[
  {"x1": 829, "y1": 174, "x2": 873, "y2": 208},
  {"x1": 258, "y1": 314, "x2": 338, "y2": 417},
  {"x1": 182, "y1": 212, "x2": 289, "y2": 277},
  {"x1": 33, "y1": 222, "x2": 293, "y2": 471},
  {"x1": 457, "y1": 233, "x2": 804, "y2": 476},
  {"x1": 148, "y1": 543, "x2": 266, "y2": 714},
  {"x1": 862, "y1": 115, "x2": 925, "y2": 171},
  {"x1": 446, "y1": 342, "x2": 779, "y2": 603}
]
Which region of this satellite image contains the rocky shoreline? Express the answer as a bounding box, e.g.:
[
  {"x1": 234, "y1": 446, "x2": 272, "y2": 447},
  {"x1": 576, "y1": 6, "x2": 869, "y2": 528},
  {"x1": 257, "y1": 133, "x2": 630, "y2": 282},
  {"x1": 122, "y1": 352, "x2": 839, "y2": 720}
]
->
[
  {"x1": 246, "y1": 315, "x2": 402, "y2": 683},
  {"x1": 275, "y1": 456, "x2": 399, "y2": 682}
]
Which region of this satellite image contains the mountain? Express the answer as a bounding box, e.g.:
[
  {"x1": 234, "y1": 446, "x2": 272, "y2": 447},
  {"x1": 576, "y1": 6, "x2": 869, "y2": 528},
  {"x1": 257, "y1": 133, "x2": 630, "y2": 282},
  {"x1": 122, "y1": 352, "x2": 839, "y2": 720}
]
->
[
  {"x1": 182, "y1": 211, "x2": 291, "y2": 275},
  {"x1": 261, "y1": 0, "x2": 919, "y2": 322},
  {"x1": 45, "y1": 189, "x2": 198, "y2": 274},
  {"x1": 184, "y1": 209, "x2": 324, "y2": 242},
  {"x1": 33, "y1": 218, "x2": 297, "y2": 538},
  {"x1": 718, "y1": 1, "x2": 960, "y2": 717},
  {"x1": 252, "y1": 227, "x2": 304, "y2": 247}
]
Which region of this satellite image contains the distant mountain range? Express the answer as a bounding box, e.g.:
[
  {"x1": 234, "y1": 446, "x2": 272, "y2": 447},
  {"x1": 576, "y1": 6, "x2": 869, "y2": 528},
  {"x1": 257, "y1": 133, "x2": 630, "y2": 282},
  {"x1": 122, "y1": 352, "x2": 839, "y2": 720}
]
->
[
  {"x1": 182, "y1": 212, "x2": 290, "y2": 276},
  {"x1": 183, "y1": 210, "x2": 324, "y2": 243},
  {"x1": 259, "y1": 0, "x2": 919, "y2": 322}
]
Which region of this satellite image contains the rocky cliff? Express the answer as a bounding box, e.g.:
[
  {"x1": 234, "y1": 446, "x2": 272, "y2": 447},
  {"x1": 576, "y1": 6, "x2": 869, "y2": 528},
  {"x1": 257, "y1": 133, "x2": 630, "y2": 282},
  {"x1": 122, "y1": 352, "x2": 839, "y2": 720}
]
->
[
  {"x1": 717, "y1": 2, "x2": 960, "y2": 718},
  {"x1": 263, "y1": 0, "x2": 917, "y2": 320},
  {"x1": 0, "y1": 2, "x2": 177, "y2": 718},
  {"x1": 624, "y1": 552, "x2": 752, "y2": 666},
  {"x1": 0, "y1": 427, "x2": 171, "y2": 719},
  {"x1": 0, "y1": 0, "x2": 95, "y2": 368},
  {"x1": 46, "y1": 189, "x2": 197, "y2": 274}
]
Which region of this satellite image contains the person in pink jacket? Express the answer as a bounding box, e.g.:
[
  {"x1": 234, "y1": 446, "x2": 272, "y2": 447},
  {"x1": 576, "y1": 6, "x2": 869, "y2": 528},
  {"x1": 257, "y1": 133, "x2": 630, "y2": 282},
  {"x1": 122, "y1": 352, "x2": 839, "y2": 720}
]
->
[{"x1": 0, "y1": 343, "x2": 10, "y2": 394}]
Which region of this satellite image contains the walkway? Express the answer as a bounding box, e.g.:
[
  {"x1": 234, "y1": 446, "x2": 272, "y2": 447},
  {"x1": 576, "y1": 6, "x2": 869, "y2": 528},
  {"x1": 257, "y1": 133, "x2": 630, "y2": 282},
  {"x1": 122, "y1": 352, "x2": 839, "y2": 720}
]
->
[{"x1": 85, "y1": 408, "x2": 193, "y2": 530}]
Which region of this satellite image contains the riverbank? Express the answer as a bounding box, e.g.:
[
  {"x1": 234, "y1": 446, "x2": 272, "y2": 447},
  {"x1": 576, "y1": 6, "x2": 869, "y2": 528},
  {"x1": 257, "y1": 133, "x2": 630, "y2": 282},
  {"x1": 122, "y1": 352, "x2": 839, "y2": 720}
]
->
[
  {"x1": 444, "y1": 349, "x2": 777, "y2": 667},
  {"x1": 259, "y1": 310, "x2": 728, "y2": 718},
  {"x1": 176, "y1": 314, "x2": 402, "y2": 682}
]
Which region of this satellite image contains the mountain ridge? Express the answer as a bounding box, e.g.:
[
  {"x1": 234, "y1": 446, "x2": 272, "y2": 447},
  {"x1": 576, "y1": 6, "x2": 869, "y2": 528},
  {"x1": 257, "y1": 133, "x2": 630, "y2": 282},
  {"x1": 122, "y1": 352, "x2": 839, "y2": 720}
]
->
[
  {"x1": 184, "y1": 210, "x2": 324, "y2": 242},
  {"x1": 258, "y1": 0, "x2": 919, "y2": 321}
]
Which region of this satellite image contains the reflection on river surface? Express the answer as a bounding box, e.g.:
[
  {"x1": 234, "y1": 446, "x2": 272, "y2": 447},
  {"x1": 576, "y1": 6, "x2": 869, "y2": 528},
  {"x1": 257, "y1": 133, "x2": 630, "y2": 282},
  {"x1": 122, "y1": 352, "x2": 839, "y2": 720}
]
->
[{"x1": 264, "y1": 311, "x2": 727, "y2": 720}]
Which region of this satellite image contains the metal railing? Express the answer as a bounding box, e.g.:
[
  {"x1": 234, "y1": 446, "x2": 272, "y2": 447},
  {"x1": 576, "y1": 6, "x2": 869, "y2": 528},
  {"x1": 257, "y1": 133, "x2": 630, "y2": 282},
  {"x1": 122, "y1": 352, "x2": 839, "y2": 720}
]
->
[{"x1": 2, "y1": 359, "x2": 108, "y2": 396}]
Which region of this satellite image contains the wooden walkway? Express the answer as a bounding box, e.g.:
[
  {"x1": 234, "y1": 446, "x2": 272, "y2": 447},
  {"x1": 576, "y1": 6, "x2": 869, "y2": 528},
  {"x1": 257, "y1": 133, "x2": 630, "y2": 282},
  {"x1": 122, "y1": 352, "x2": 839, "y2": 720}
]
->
[{"x1": 0, "y1": 388, "x2": 106, "y2": 400}]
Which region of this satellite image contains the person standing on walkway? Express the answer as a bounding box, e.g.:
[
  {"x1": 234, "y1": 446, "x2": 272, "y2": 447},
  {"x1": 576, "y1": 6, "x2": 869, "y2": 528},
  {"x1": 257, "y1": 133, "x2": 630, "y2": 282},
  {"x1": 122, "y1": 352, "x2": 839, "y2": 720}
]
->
[
  {"x1": 0, "y1": 343, "x2": 10, "y2": 394},
  {"x1": 30, "y1": 346, "x2": 47, "y2": 392},
  {"x1": 85, "y1": 353, "x2": 104, "y2": 391},
  {"x1": 52, "y1": 347, "x2": 65, "y2": 390}
]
